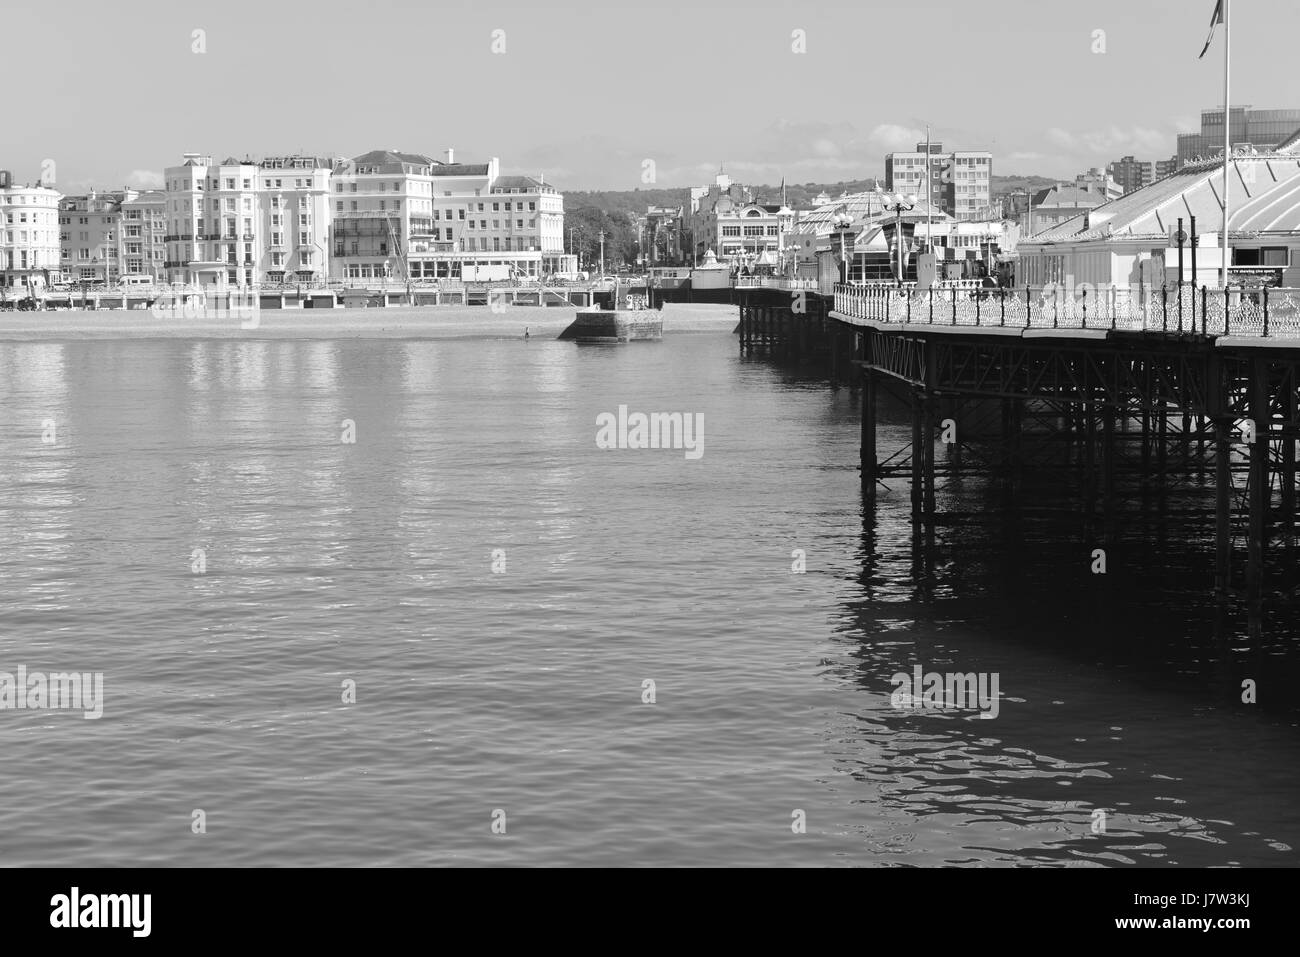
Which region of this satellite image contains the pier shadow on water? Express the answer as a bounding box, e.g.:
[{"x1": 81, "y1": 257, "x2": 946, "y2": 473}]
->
[{"x1": 820, "y1": 385, "x2": 1300, "y2": 866}]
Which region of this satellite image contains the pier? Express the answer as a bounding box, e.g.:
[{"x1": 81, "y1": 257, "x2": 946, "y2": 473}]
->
[{"x1": 739, "y1": 281, "x2": 1300, "y2": 635}]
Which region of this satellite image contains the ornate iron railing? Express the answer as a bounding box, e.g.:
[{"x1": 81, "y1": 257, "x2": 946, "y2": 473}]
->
[{"x1": 832, "y1": 284, "x2": 1300, "y2": 339}]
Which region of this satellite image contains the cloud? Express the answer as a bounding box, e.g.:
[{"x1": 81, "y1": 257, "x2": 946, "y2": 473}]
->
[
  {"x1": 867, "y1": 124, "x2": 926, "y2": 152},
  {"x1": 124, "y1": 169, "x2": 164, "y2": 189},
  {"x1": 1045, "y1": 126, "x2": 1171, "y2": 157}
]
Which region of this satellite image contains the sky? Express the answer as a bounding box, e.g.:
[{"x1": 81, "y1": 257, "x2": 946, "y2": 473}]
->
[{"x1": 6, "y1": 0, "x2": 1298, "y2": 195}]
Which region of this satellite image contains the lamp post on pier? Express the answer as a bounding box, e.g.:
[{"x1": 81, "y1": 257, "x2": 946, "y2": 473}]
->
[
  {"x1": 831, "y1": 211, "x2": 854, "y2": 285},
  {"x1": 876, "y1": 189, "x2": 917, "y2": 286}
]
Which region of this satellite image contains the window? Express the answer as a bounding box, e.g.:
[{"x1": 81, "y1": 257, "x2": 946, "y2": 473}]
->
[
  {"x1": 225, "y1": 178, "x2": 234, "y2": 189},
  {"x1": 336, "y1": 201, "x2": 343, "y2": 213},
  {"x1": 300, "y1": 231, "x2": 309, "y2": 246},
  {"x1": 458, "y1": 209, "x2": 465, "y2": 219}
]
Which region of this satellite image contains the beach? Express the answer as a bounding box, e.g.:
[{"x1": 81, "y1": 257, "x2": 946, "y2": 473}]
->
[{"x1": 0, "y1": 302, "x2": 739, "y2": 341}]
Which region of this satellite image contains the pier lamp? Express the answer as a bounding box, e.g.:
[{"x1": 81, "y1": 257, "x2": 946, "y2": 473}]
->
[
  {"x1": 831, "y1": 211, "x2": 855, "y2": 284},
  {"x1": 877, "y1": 189, "x2": 917, "y2": 285}
]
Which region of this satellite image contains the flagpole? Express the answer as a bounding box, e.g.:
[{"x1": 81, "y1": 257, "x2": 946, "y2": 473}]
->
[{"x1": 1221, "y1": 0, "x2": 1231, "y2": 290}]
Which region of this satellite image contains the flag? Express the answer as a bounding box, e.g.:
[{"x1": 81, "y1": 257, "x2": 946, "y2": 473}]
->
[{"x1": 1199, "y1": 0, "x2": 1224, "y2": 59}]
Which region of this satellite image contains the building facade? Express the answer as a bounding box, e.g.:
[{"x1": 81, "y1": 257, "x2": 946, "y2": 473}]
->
[
  {"x1": 163, "y1": 153, "x2": 332, "y2": 287},
  {"x1": 1106, "y1": 156, "x2": 1153, "y2": 195},
  {"x1": 1020, "y1": 184, "x2": 1112, "y2": 237},
  {"x1": 120, "y1": 190, "x2": 167, "y2": 282},
  {"x1": 1176, "y1": 106, "x2": 1300, "y2": 167},
  {"x1": 59, "y1": 188, "x2": 166, "y2": 284},
  {"x1": 885, "y1": 143, "x2": 994, "y2": 221},
  {"x1": 0, "y1": 170, "x2": 61, "y2": 294},
  {"x1": 642, "y1": 204, "x2": 684, "y2": 265},
  {"x1": 335, "y1": 149, "x2": 569, "y2": 282},
  {"x1": 1074, "y1": 168, "x2": 1123, "y2": 201}
]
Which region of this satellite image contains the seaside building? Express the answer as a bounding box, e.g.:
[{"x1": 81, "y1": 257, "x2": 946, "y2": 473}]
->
[
  {"x1": 884, "y1": 143, "x2": 994, "y2": 221},
  {"x1": 59, "y1": 188, "x2": 166, "y2": 284},
  {"x1": 335, "y1": 148, "x2": 570, "y2": 282},
  {"x1": 0, "y1": 170, "x2": 61, "y2": 294},
  {"x1": 689, "y1": 170, "x2": 753, "y2": 261},
  {"x1": 1021, "y1": 184, "x2": 1114, "y2": 237},
  {"x1": 1176, "y1": 106, "x2": 1300, "y2": 167},
  {"x1": 1017, "y1": 144, "x2": 1300, "y2": 290},
  {"x1": 1107, "y1": 156, "x2": 1154, "y2": 195},
  {"x1": 1074, "y1": 168, "x2": 1123, "y2": 201},
  {"x1": 642, "y1": 204, "x2": 684, "y2": 265},
  {"x1": 162, "y1": 153, "x2": 332, "y2": 287},
  {"x1": 120, "y1": 190, "x2": 167, "y2": 282}
]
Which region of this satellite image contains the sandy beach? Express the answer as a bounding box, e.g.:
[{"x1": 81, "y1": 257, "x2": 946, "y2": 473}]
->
[{"x1": 0, "y1": 302, "x2": 739, "y2": 341}]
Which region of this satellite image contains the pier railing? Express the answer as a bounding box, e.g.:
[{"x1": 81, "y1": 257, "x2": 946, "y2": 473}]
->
[{"x1": 832, "y1": 283, "x2": 1300, "y2": 339}]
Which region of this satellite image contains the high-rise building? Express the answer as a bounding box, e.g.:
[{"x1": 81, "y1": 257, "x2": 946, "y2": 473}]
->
[
  {"x1": 0, "y1": 169, "x2": 61, "y2": 294},
  {"x1": 1176, "y1": 106, "x2": 1300, "y2": 167},
  {"x1": 1107, "y1": 156, "x2": 1154, "y2": 195},
  {"x1": 885, "y1": 143, "x2": 994, "y2": 220}
]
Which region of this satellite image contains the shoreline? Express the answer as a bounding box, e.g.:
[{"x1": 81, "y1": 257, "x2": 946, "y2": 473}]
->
[{"x1": 0, "y1": 303, "x2": 739, "y2": 342}]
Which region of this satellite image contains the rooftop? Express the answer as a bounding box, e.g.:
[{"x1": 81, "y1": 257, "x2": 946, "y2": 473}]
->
[{"x1": 1025, "y1": 151, "x2": 1300, "y2": 244}]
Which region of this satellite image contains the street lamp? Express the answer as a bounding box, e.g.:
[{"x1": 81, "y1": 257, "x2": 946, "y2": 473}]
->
[
  {"x1": 831, "y1": 211, "x2": 855, "y2": 285},
  {"x1": 876, "y1": 189, "x2": 917, "y2": 285}
]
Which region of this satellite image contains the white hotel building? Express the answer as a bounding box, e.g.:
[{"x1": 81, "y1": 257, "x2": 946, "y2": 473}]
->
[
  {"x1": 0, "y1": 170, "x2": 61, "y2": 294},
  {"x1": 334, "y1": 148, "x2": 569, "y2": 282},
  {"x1": 162, "y1": 154, "x2": 332, "y2": 287},
  {"x1": 162, "y1": 149, "x2": 570, "y2": 287}
]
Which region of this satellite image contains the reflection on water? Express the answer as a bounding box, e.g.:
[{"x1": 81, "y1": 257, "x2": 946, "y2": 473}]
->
[{"x1": 0, "y1": 329, "x2": 1295, "y2": 866}]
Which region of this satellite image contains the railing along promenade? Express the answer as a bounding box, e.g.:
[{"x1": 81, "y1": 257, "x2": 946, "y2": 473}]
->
[{"x1": 832, "y1": 282, "x2": 1300, "y2": 340}]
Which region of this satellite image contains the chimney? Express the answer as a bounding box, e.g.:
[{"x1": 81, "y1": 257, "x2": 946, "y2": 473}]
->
[{"x1": 446, "y1": 147, "x2": 454, "y2": 164}]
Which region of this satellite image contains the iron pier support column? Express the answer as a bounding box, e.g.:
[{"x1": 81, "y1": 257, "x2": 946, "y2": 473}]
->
[
  {"x1": 1248, "y1": 358, "x2": 1269, "y2": 636},
  {"x1": 911, "y1": 386, "x2": 924, "y2": 523},
  {"x1": 1211, "y1": 354, "x2": 1231, "y2": 600},
  {"x1": 862, "y1": 359, "x2": 877, "y2": 492},
  {"x1": 1283, "y1": 384, "x2": 1297, "y2": 553}
]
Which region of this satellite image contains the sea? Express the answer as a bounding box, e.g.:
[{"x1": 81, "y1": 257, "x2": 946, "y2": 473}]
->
[{"x1": 0, "y1": 304, "x2": 1296, "y2": 866}]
